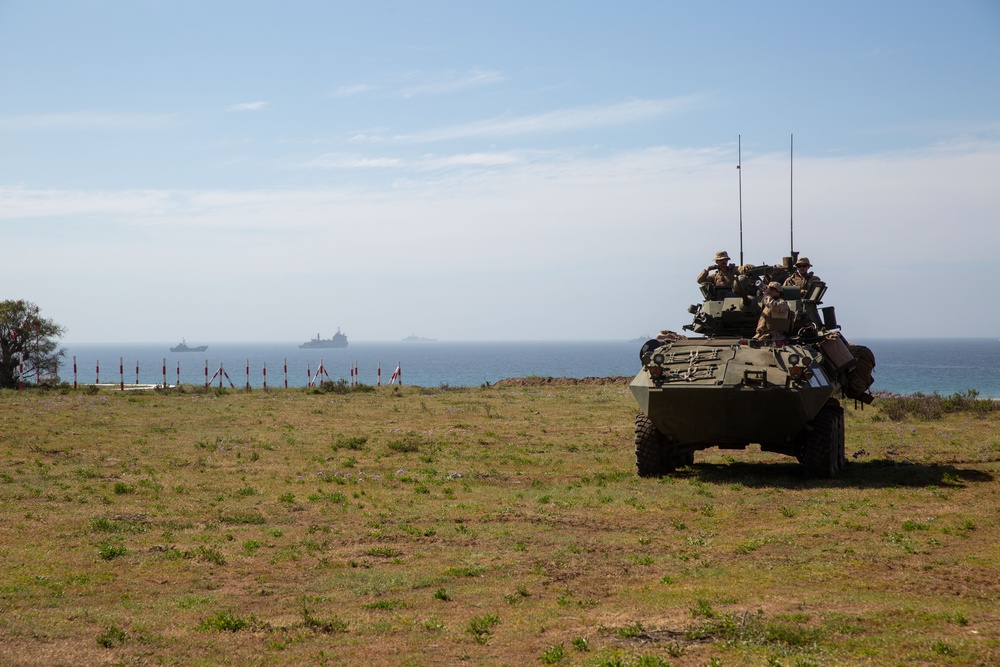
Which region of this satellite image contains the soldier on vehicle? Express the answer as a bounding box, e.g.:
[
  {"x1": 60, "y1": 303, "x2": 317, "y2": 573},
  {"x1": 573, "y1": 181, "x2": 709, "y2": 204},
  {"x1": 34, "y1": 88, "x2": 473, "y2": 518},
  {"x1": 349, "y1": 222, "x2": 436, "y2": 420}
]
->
[
  {"x1": 754, "y1": 281, "x2": 791, "y2": 341},
  {"x1": 696, "y1": 250, "x2": 737, "y2": 290},
  {"x1": 783, "y1": 257, "x2": 819, "y2": 292}
]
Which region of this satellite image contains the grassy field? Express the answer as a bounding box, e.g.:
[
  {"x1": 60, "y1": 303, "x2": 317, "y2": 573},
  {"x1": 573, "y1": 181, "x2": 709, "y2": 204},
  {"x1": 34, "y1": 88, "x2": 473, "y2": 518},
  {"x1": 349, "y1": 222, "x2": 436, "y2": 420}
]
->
[{"x1": 0, "y1": 382, "x2": 997, "y2": 666}]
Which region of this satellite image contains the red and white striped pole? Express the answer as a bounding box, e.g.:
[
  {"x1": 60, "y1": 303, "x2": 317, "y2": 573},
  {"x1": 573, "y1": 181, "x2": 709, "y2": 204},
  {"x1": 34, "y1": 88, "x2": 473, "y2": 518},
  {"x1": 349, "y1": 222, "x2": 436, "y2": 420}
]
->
[
  {"x1": 204, "y1": 360, "x2": 209, "y2": 388},
  {"x1": 73, "y1": 355, "x2": 78, "y2": 390},
  {"x1": 135, "y1": 360, "x2": 139, "y2": 385},
  {"x1": 176, "y1": 362, "x2": 180, "y2": 388},
  {"x1": 162, "y1": 358, "x2": 166, "y2": 388},
  {"x1": 119, "y1": 357, "x2": 124, "y2": 391},
  {"x1": 283, "y1": 357, "x2": 288, "y2": 389},
  {"x1": 245, "y1": 359, "x2": 250, "y2": 390},
  {"x1": 377, "y1": 361, "x2": 381, "y2": 387},
  {"x1": 18, "y1": 353, "x2": 24, "y2": 390},
  {"x1": 307, "y1": 364, "x2": 312, "y2": 388},
  {"x1": 96, "y1": 359, "x2": 100, "y2": 385},
  {"x1": 262, "y1": 362, "x2": 267, "y2": 390}
]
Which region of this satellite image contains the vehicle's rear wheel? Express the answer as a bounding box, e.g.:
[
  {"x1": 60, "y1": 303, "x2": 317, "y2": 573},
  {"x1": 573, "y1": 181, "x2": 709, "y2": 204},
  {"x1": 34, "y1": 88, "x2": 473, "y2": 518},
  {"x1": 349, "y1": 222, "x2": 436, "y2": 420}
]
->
[
  {"x1": 799, "y1": 405, "x2": 843, "y2": 478},
  {"x1": 635, "y1": 414, "x2": 676, "y2": 477}
]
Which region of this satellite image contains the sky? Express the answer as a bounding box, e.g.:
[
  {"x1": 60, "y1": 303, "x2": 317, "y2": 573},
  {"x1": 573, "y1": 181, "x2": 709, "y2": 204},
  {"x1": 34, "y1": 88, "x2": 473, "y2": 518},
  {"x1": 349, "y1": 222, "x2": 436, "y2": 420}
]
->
[{"x1": 2, "y1": 0, "x2": 999, "y2": 342}]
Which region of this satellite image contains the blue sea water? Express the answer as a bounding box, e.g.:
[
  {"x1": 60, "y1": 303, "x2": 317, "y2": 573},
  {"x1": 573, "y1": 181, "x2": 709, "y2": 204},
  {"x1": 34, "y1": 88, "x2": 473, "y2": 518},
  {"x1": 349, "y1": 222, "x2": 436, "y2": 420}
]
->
[
  {"x1": 860, "y1": 338, "x2": 1000, "y2": 398},
  {"x1": 56, "y1": 338, "x2": 1000, "y2": 397}
]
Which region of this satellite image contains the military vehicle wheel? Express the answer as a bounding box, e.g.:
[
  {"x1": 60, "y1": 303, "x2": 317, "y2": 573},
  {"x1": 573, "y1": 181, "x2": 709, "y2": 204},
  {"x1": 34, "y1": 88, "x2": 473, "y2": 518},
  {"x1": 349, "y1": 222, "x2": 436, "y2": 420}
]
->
[
  {"x1": 831, "y1": 404, "x2": 846, "y2": 469},
  {"x1": 635, "y1": 414, "x2": 676, "y2": 477},
  {"x1": 799, "y1": 405, "x2": 842, "y2": 478}
]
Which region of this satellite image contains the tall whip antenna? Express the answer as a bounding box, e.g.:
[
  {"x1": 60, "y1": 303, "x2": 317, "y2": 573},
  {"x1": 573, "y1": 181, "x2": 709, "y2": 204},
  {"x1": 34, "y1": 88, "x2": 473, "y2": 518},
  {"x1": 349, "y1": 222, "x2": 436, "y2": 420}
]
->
[
  {"x1": 738, "y1": 135, "x2": 744, "y2": 265},
  {"x1": 789, "y1": 133, "x2": 794, "y2": 257}
]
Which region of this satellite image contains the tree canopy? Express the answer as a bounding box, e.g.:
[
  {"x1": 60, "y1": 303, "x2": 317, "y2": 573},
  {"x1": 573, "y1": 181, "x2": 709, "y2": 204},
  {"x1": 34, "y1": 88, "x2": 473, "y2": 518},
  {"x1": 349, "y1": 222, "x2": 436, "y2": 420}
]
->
[{"x1": 0, "y1": 300, "x2": 66, "y2": 388}]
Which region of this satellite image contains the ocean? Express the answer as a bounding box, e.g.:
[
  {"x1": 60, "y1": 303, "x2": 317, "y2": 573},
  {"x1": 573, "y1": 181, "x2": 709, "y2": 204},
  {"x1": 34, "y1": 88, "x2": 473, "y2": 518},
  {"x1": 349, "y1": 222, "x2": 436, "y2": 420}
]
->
[{"x1": 53, "y1": 338, "x2": 1000, "y2": 397}]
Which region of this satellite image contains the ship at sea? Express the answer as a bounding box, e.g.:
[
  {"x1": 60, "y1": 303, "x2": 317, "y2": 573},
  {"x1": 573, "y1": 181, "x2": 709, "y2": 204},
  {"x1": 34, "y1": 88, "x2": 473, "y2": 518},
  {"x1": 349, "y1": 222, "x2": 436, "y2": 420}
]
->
[
  {"x1": 403, "y1": 334, "x2": 436, "y2": 342},
  {"x1": 170, "y1": 339, "x2": 208, "y2": 353},
  {"x1": 299, "y1": 329, "x2": 348, "y2": 349}
]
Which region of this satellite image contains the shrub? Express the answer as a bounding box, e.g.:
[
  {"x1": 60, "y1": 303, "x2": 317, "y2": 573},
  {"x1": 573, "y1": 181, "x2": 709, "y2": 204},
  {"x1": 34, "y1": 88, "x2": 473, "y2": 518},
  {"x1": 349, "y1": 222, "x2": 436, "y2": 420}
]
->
[
  {"x1": 96, "y1": 624, "x2": 127, "y2": 648},
  {"x1": 876, "y1": 390, "x2": 998, "y2": 421},
  {"x1": 540, "y1": 643, "x2": 565, "y2": 664},
  {"x1": 301, "y1": 605, "x2": 348, "y2": 633},
  {"x1": 332, "y1": 435, "x2": 368, "y2": 451},
  {"x1": 98, "y1": 541, "x2": 128, "y2": 561},
  {"x1": 387, "y1": 435, "x2": 423, "y2": 453},
  {"x1": 197, "y1": 609, "x2": 263, "y2": 632},
  {"x1": 467, "y1": 613, "x2": 500, "y2": 644}
]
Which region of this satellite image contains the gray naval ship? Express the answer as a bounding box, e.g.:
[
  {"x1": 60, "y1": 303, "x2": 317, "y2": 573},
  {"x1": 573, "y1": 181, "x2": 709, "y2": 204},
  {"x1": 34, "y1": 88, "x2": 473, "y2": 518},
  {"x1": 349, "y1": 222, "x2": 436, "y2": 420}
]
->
[{"x1": 298, "y1": 329, "x2": 348, "y2": 349}]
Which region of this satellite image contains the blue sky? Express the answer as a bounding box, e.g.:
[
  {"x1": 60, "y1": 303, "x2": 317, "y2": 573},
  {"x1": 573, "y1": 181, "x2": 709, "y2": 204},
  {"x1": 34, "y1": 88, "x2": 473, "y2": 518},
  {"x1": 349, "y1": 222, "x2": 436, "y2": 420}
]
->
[{"x1": 2, "y1": 1, "x2": 999, "y2": 342}]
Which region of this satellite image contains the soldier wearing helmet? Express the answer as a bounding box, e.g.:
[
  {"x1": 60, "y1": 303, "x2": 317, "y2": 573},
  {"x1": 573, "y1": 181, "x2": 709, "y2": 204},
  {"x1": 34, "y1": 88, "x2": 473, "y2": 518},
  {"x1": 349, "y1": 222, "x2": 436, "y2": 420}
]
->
[
  {"x1": 754, "y1": 281, "x2": 791, "y2": 341},
  {"x1": 697, "y1": 250, "x2": 737, "y2": 290},
  {"x1": 783, "y1": 257, "x2": 819, "y2": 292}
]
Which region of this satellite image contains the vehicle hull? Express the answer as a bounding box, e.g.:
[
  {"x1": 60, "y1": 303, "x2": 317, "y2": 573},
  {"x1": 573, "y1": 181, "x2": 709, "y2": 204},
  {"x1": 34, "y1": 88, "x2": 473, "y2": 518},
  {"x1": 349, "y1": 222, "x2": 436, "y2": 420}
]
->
[{"x1": 630, "y1": 337, "x2": 838, "y2": 452}]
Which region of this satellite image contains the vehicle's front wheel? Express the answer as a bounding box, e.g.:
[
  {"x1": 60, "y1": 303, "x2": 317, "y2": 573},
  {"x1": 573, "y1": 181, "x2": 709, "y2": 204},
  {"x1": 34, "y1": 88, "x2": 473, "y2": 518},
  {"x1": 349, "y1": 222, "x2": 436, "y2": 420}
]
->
[
  {"x1": 635, "y1": 413, "x2": 676, "y2": 477},
  {"x1": 798, "y1": 404, "x2": 843, "y2": 478}
]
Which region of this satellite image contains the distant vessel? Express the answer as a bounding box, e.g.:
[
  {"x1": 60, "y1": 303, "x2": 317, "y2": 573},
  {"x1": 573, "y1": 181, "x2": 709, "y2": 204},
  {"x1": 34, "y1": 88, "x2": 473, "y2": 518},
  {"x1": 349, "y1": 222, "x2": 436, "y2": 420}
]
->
[
  {"x1": 299, "y1": 329, "x2": 348, "y2": 349},
  {"x1": 170, "y1": 339, "x2": 208, "y2": 353},
  {"x1": 403, "y1": 334, "x2": 436, "y2": 342}
]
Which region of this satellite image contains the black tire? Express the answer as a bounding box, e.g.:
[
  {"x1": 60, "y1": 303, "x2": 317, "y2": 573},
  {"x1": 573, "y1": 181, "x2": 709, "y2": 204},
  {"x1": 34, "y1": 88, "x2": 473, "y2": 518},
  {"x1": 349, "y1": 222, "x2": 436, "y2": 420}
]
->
[
  {"x1": 831, "y1": 404, "x2": 846, "y2": 470},
  {"x1": 799, "y1": 405, "x2": 841, "y2": 478},
  {"x1": 635, "y1": 414, "x2": 675, "y2": 477}
]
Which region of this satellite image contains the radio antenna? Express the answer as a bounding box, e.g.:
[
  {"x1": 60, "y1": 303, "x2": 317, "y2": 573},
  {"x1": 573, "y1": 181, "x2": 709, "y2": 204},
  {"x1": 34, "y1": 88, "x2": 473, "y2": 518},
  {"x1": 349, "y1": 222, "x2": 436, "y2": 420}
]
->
[
  {"x1": 789, "y1": 133, "x2": 795, "y2": 257},
  {"x1": 737, "y1": 135, "x2": 744, "y2": 265}
]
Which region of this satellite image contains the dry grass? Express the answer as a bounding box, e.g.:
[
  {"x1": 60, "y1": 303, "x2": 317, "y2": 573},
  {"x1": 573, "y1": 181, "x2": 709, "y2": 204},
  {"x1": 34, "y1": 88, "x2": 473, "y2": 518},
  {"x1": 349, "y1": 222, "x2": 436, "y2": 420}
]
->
[{"x1": 0, "y1": 383, "x2": 998, "y2": 666}]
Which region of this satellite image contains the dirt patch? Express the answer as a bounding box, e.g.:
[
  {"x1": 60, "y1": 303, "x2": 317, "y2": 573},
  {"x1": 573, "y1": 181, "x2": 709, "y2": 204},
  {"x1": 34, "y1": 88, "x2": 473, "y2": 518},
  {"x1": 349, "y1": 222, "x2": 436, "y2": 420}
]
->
[{"x1": 491, "y1": 376, "x2": 632, "y2": 387}]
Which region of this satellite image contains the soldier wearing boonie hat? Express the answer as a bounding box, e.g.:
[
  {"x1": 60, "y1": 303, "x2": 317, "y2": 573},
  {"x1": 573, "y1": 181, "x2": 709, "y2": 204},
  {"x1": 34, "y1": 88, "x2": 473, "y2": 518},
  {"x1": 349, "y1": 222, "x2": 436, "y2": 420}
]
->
[
  {"x1": 696, "y1": 250, "x2": 737, "y2": 289},
  {"x1": 783, "y1": 256, "x2": 819, "y2": 291}
]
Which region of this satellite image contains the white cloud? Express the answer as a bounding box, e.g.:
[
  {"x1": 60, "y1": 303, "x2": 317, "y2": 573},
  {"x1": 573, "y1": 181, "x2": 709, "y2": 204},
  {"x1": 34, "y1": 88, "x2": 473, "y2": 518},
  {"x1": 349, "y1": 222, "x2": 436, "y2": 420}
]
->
[
  {"x1": 347, "y1": 133, "x2": 388, "y2": 144},
  {"x1": 4, "y1": 139, "x2": 998, "y2": 339},
  {"x1": 395, "y1": 96, "x2": 703, "y2": 143},
  {"x1": 399, "y1": 68, "x2": 505, "y2": 97},
  {"x1": 419, "y1": 152, "x2": 522, "y2": 170},
  {"x1": 303, "y1": 154, "x2": 403, "y2": 169},
  {"x1": 329, "y1": 84, "x2": 377, "y2": 98},
  {"x1": 226, "y1": 101, "x2": 268, "y2": 112}
]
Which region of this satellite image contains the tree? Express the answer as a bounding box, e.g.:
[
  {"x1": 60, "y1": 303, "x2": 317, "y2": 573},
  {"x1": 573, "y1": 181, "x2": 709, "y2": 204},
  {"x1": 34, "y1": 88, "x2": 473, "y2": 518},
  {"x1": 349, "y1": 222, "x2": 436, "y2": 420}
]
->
[{"x1": 0, "y1": 300, "x2": 67, "y2": 388}]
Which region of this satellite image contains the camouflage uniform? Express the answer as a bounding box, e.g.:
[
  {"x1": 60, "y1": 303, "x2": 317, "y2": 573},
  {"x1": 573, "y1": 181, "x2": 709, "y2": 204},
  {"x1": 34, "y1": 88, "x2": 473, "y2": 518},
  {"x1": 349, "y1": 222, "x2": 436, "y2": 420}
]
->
[
  {"x1": 697, "y1": 251, "x2": 737, "y2": 289},
  {"x1": 754, "y1": 282, "x2": 791, "y2": 340},
  {"x1": 783, "y1": 257, "x2": 819, "y2": 292}
]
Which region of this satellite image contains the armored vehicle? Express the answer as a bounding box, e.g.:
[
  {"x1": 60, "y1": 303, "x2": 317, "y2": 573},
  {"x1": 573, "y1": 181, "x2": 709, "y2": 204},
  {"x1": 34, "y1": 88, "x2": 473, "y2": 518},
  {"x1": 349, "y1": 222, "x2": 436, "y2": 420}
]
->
[{"x1": 631, "y1": 264, "x2": 875, "y2": 478}]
